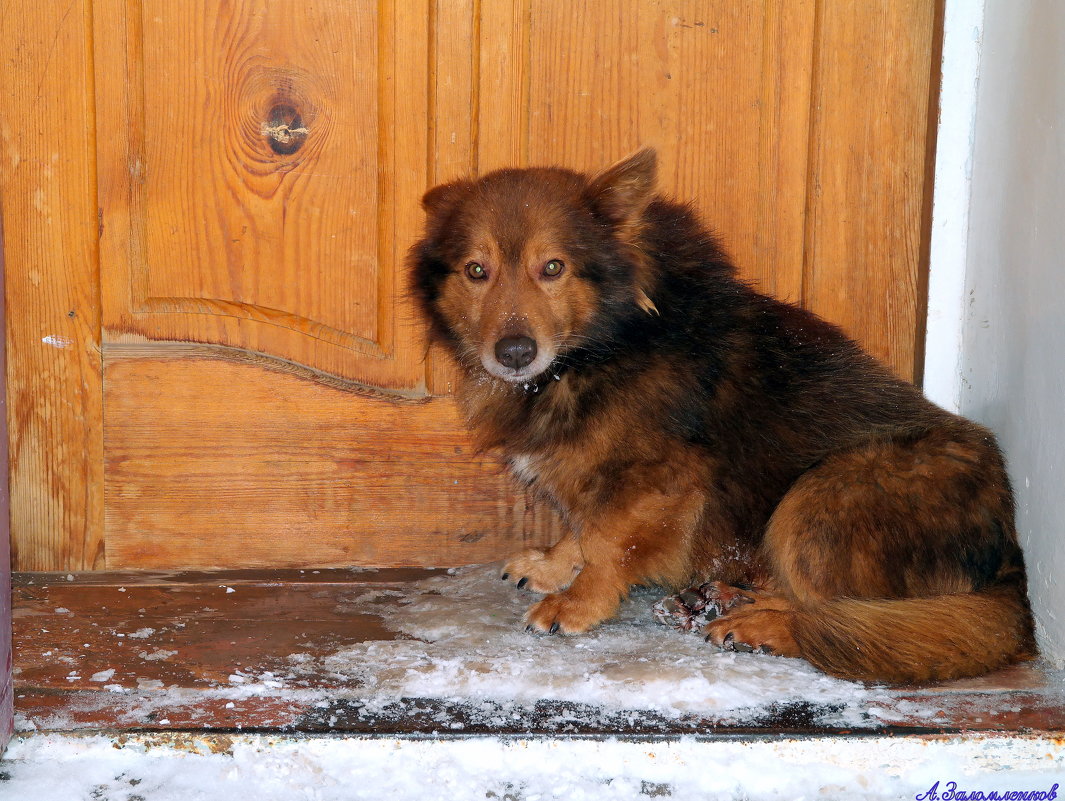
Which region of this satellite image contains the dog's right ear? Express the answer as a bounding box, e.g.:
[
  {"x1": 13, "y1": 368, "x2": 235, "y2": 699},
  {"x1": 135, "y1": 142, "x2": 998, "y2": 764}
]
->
[
  {"x1": 586, "y1": 147, "x2": 658, "y2": 226},
  {"x1": 421, "y1": 180, "x2": 472, "y2": 220}
]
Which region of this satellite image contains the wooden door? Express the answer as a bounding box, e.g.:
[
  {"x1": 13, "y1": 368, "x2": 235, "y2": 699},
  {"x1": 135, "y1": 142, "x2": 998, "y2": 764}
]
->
[{"x1": 2, "y1": 0, "x2": 941, "y2": 571}]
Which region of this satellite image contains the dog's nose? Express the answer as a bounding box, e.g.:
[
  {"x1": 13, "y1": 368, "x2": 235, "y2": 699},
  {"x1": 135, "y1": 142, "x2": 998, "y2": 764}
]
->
[{"x1": 494, "y1": 336, "x2": 537, "y2": 370}]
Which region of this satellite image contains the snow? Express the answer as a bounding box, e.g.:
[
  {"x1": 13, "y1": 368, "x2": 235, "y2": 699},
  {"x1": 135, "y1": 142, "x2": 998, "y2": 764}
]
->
[
  {"x1": 3, "y1": 732, "x2": 1064, "y2": 801},
  {"x1": 299, "y1": 565, "x2": 890, "y2": 725},
  {"x1": 17, "y1": 566, "x2": 911, "y2": 735}
]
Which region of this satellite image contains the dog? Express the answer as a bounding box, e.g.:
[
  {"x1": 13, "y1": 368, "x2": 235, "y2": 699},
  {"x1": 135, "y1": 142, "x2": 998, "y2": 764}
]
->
[{"x1": 409, "y1": 148, "x2": 1035, "y2": 684}]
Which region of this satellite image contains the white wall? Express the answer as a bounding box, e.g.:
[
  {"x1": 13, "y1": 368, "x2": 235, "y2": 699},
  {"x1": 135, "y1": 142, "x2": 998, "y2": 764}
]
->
[
  {"x1": 923, "y1": 0, "x2": 985, "y2": 413},
  {"x1": 953, "y1": 0, "x2": 1065, "y2": 665}
]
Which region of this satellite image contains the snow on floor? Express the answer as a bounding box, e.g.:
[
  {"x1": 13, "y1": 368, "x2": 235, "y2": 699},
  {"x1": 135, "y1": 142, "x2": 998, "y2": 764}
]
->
[
  {"x1": 310, "y1": 565, "x2": 895, "y2": 723},
  {"x1": 3, "y1": 732, "x2": 1064, "y2": 801},
  {"x1": 19, "y1": 565, "x2": 909, "y2": 733}
]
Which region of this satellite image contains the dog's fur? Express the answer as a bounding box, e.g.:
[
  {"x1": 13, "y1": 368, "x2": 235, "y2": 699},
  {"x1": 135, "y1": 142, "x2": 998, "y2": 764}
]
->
[{"x1": 409, "y1": 148, "x2": 1036, "y2": 684}]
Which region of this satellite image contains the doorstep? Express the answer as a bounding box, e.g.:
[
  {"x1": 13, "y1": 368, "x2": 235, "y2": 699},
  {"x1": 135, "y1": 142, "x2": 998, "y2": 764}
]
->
[{"x1": 12, "y1": 566, "x2": 1065, "y2": 737}]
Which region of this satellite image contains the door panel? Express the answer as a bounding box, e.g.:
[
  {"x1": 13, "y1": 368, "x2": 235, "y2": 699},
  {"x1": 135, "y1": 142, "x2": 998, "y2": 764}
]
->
[
  {"x1": 3, "y1": 0, "x2": 942, "y2": 570},
  {"x1": 104, "y1": 351, "x2": 561, "y2": 568},
  {"x1": 96, "y1": 0, "x2": 429, "y2": 389},
  {"x1": 480, "y1": 0, "x2": 815, "y2": 303}
]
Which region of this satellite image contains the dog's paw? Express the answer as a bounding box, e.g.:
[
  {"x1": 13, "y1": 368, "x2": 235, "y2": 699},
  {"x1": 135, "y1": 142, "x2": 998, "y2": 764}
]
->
[
  {"x1": 651, "y1": 580, "x2": 754, "y2": 633},
  {"x1": 703, "y1": 609, "x2": 801, "y2": 658},
  {"x1": 501, "y1": 548, "x2": 580, "y2": 594},
  {"x1": 524, "y1": 591, "x2": 614, "y2": 635}
]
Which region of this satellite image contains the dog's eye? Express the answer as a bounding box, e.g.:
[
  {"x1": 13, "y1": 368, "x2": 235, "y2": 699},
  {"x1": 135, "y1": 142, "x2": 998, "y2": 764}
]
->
[
  {"x1": 543, "y1": 259, "x2": 565, "y2": 278},
  {"x1": 465, "y1": 262, "x2": 487, "y2": 280}
]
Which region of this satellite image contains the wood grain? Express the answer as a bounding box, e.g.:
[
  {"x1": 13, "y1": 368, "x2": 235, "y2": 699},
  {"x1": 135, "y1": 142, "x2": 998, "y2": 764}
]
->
[
  {"x1": 94, "y1": 0, "x2": 432, "y2": 391},
  {"x1": 425, "y1": 0, "x2": 477, "y2": 395},
  {"x1": 0, "y1": 0, "x2": 105, "y2": 570},
  {"x1": 803, "y1": 0, "x2": 940, "y2": 381},
  {"x1": 0, "y1": 214, "x2": 10, "y2": 747},
  {"x1": 6, "y1": 1, "x2": 941, "y2": 571},
  {"x1": 103, "y1": 352, "x2": 557, "y2": 569},
  {"x1": 481, "y1": 0, "x2": 816, "y2": 302}
]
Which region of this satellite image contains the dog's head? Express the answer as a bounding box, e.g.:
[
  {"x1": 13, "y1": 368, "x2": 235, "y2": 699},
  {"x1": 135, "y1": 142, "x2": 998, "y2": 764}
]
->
[{"x1": 409, "y1": 148, "x2": 660, "y2": 384}]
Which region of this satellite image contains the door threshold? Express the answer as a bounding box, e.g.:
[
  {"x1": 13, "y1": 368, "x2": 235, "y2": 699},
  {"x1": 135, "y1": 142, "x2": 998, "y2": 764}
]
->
[{"x1": 13, "y1": 566, "x2": 1065, "y2": 737}]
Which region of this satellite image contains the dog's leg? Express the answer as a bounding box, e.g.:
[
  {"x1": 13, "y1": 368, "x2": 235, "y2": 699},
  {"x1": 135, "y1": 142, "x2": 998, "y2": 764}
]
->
[
  {"x1": 501, "y1": 532, "x2": 584, "y2": 594},
  {"x1": 524, "y1": 488, "x2": 702, "y2": 634},
  {"x1": 701, "y1": 592, "x2": 801, "y2": 657},
  {"x1": 524, "y1": 556, "x2": 630, "y2": 634},
  {"x1": 703, "y1": 429, "x2": 1032, "y2": 681}
]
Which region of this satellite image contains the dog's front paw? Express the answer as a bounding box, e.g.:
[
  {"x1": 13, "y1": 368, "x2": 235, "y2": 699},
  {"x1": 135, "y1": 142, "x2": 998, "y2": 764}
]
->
[
  {"x1": 502, "y1": 548, "x2": 580, "y2": 594},
  {"x1": 524, "y1": 590, "x2": 616, "y2": 635}
]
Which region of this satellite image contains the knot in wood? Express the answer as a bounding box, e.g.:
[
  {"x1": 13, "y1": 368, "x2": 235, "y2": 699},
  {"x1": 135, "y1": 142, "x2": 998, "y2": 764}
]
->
[{"x1": 261, "y1": 104, "x2": 309, "y2": 155}]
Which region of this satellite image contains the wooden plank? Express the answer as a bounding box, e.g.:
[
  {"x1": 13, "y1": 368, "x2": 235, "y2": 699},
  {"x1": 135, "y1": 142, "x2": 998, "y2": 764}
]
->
[
  {"x1": 425, "y1": 0, "x2": 477, "y2": 396},
  {"x1": 103, "y1": 350, "x2": 555, "y2": 569},
  {"x1": 485, "y1": 0, "x2": 815, "y2": 302},
  {"x1": 476, "y1": 0, "x2": 530, "y2": 172},
  {"x1": 94, "y1": 0, "x2": 431, "y2": 391},
  {"x1": 0, "y1": 216, "x2": 11, "y2": 751},
  {"x1": 803, "y1": 0, "x2": 941, "y2": 381},
  {"x1": 0, "y1": 0, "x2": 104, "y2": 570}
]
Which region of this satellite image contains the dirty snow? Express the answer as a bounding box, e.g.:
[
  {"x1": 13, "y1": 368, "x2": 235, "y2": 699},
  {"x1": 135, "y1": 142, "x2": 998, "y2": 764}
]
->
[
  {"x1": 17, "y1": 565, "x2": 906, "y2": 734},
  {"x1": 3, "y1": 732, "x2": 1064, "y2": 801},
  {"x1": 298, "y1": 565, "x2": 891, "y2": 725}
]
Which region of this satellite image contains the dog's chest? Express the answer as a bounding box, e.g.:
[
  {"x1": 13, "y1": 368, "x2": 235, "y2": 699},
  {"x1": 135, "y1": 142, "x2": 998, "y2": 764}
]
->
[
  {"x1": 508, "y1": 453, "x2": 542, "y2": 486},
  {"x1": 505, "y1": 449, "x2": 590, "y2": 524}
]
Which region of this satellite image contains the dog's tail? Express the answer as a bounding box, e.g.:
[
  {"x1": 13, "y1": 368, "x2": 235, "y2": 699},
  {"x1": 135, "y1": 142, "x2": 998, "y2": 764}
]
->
[{"x1": 792, "y1": 583, "x2": 1036, "y2": 684}]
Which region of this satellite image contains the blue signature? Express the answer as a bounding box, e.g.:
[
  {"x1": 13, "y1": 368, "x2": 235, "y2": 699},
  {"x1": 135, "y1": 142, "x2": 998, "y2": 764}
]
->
[{"x1": 917, "y1": 781, "x2": 1060, "y2": 801}]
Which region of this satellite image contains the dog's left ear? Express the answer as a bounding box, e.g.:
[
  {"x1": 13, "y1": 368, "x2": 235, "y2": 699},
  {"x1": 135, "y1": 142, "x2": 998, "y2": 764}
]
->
[
  {"x1": 586, "y1": 148, "x2": 657, "y2": 226},
  {"x1": 421, "y1": 179, "x2": 472, "y2": 220}
]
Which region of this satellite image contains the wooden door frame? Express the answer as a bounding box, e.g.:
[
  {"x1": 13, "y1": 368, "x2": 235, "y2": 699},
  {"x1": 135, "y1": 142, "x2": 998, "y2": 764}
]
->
[{"x1": 1, "y1": 211, "x2": 13, "y2": 753}]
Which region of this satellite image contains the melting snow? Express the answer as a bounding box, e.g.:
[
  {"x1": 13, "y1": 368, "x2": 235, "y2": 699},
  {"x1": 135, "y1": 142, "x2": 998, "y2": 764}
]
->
[
  {"x1": 15, "y1": 566, "x2": 926, "y2": 734},
  {"x1": 294, "y1": 565, "x2": 889, "y2": 726}
]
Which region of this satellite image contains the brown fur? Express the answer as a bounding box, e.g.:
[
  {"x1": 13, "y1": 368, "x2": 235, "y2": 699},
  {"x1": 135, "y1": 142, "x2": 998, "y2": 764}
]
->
[{"x1": 409, "y1": 148, "x2": 1036, "y2": 683}]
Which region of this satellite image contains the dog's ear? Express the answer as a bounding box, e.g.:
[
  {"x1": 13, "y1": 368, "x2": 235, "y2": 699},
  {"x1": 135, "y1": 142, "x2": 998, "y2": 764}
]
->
[
  {"x1": 586, "y1": 148, "x2": 657, "y2": 226},
  {"x1": 421, "y1": 179, "x2": 472, "y2": 220}
]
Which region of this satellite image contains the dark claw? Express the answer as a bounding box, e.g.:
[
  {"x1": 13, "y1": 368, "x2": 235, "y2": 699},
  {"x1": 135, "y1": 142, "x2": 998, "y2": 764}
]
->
[
  {"x1": 758, "y1": 644, "x2": 775, "y2": 655},
  {"x1": 722, "y1": 632, "x2": 735, "y2": 650},
  {"x1": 549, "y1": 621, "x2": 560, "y2": 634},
  {"x1": 733, "y1": 641, "x2": 754, "y2": 653},
  {"x1": 516, "y1": 577, "x2": 528, "y2": 589},
  {"x1": 501, "y1": 573, "x2": 509, "y2": 581},
  {"x1": 525, "y1": 624, "x2": 534, "y2": 633}
]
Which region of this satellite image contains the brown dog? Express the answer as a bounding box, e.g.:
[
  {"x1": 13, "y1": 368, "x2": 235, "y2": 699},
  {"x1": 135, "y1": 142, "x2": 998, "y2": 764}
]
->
[{"x1": 409, "y1": 148, "x2": 1035, "y2": 683}]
